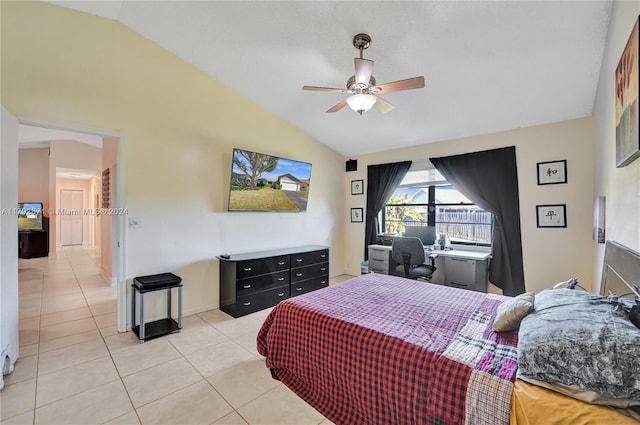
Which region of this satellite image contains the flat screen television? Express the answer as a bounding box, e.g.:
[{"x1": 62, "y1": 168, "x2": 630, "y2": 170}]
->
[
  {"x1": 228, "y1": 148, "x2": 312, "y2": 212},
  {"x1": 18, "y1": 202, "x2": 44, "y2": 231}
]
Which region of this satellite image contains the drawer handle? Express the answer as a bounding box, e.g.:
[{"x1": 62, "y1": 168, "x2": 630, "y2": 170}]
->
[
  {"x1": 277, "y1": 277, "x2": 285, "y2": 281},
  {"x1": 295, "y1": 287, "x2": 303, "y2": 291},
  {"x1": 296, "y1": 258, "x2": 303, "y2": 262},
  {"x1": 295, "y1": 273, "x2": 303, "y2": 277},
  {"x1": 243, "y1": 267, "x2": 252, "y2": 272},
  {"x1": 370, "y1": 258, "x2": 382, "y2": 262},
  {"x1": 320, "y1": 267, "x2": 326, "y2": 271},
  {"x1": 242, "y1": 301, "x2": 251, "y2": 306},
  {"x1": 278, "y1": 261, "x2": 285, "y2": 265},
  {"x1": 321, "y1": 280, "x2": 327, "y2": 284},
  {"x1": 320, "y1": 254, "x2": 327, "y2": 258},
  {"x1": 277, "y1": 292, "x2": 285, "y2": 297},
  {"x1": 243, "y1": 284, "x2": 251, "y2": 289}
]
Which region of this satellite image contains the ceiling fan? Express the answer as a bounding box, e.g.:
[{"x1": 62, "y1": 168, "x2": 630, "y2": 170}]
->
[{"x1": 302, "y1": 33, "x2": 425, "y2": 115}]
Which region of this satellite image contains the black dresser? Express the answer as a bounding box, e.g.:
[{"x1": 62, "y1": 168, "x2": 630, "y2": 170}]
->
[{"x1": 217, "y1": 245, "x2": 329, "y2": 318}]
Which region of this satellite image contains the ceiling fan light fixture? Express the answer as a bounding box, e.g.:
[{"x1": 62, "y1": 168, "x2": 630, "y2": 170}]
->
[{"x1": 347, "y1": 93, "x2": 376, "y2": 115}]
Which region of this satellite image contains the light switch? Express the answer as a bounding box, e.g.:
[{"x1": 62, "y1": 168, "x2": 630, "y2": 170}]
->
[{"x1": 129, "y1": 217, "x2": 143, "y2": 229}]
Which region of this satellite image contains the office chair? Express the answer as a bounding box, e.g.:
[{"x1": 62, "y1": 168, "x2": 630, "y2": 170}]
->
[{"x1": 391, "y1": 236, "x2": 437, "y2": 280}]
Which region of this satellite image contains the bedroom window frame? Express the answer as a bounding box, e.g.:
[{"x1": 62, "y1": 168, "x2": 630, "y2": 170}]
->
[{"x1": 381, "y1": 170, "x2": 493, "y2": 247}]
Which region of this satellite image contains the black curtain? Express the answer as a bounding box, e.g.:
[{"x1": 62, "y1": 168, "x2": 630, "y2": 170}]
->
[
  {"x1": 430, "y1": 146, "x2": 525, "y2": 296},
  {"x1": 364, "y1": 161, "x2": 412, "y2": 260}
]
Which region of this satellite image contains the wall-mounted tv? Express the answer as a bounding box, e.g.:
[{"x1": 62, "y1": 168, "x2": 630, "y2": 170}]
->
[
  {"x1": 18, "y1": 202, "x2": 44, "y2": 231},
  {"x1": 228, "y1": 149, "x2": 312, "y2": 212}
]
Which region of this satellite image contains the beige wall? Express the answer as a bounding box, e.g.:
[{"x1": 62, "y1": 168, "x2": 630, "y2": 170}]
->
[
  {"x1": 346, "y1": 117, "x2": 595, "y2": 294},
  {"x1": 18, "y1": 148, "x2": 50, "y2": 212},
  {"x1": 101, "y1": 137, "x2": 118, "y2": 283},
  {"x1": 1, "y1": 2, "x2": 345, "y2": 317},
  {"x1": 592, "y1": 1, "x2": 640, "y2": 290}
]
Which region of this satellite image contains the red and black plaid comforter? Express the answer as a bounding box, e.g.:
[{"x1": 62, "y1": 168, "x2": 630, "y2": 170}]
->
[{"x1": 257, "y1": 273, "x2": 518, "y2": 425}]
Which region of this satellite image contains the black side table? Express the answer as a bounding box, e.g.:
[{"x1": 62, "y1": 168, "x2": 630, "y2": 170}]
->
[{"x1": 131, "y1": 273, "x2": 183, "y2": 342}]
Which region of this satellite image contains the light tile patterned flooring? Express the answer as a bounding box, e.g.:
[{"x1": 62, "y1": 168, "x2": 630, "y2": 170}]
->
[{"x1": 2, "y1": 246, "x2": 352, "y2": 424}]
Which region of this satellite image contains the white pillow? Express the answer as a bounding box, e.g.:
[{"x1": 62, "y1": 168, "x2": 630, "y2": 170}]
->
[{"x1": 493, "y1": 292, "x2": 535, "y2": 332}]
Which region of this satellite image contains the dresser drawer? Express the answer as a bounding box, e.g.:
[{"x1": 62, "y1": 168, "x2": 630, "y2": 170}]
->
[
  {"x1": 236, "y1": 255, "x2": 290, "y2": 279},
  {"x1": 236, "y1": 270, "x2": 290, "y2": 296},
  {"x1": 291, "y1": 262, "x2": 329, "y2": 283},
  {"x1": 368, "y1": 247, "x2": 390, "y2": 274},
  {"x1": 291, "y1": 276, "x2": 329, "y2": 296},
  {"x1": 291, "y1": 249, "x2": 329, "y2": 268},
  {"x1": 235, "y1": 285, "x2": 290, "y2": 316}
]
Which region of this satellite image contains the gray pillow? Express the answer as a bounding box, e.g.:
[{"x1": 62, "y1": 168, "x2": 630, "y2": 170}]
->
[{"x1": 492, "y1": 291, "x2": 535, "y2": 332}]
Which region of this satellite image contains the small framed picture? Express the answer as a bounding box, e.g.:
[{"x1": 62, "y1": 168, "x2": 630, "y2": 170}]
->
[
  {"x1": 537, "y1": 160, "x2": 567, "y2": 185},
  {"x1": 536, "y1": 204, "x2": 567, "y2": 228},
  {"x1": 351, "y1": 207, "x2": 363, "y2": 223},
  {"x1": 351, "y1": 179, "x2": 364, "y2": 195}
]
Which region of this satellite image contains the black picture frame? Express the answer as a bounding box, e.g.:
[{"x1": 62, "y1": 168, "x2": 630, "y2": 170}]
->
[
  {"x1": 537, "y1": 160, "x2": 567, "y2": 185},
  {"x1": 536, "y1": 204, "x2": 567, "y2": 228},
  {"x1": 350, "y1": 207, "x2": 363, "y2": 223},
  {"x1": 351, "y1": 179, "x2": 364, "y2": 195}
]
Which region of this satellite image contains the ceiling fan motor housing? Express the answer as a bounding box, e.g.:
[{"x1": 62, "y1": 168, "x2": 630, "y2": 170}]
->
[{"x1": 347, "y1": 75, "x2": 376, "y2": 93}]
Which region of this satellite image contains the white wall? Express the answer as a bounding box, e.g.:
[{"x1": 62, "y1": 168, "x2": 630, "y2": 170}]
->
[
  {"x1": 593, "y1": 1, "x2": 640, "y2": 289},
  {"x1": 345, "y1": 118, "x2": 595, "y2": 295},
  {"x1": 1, "y1": 107, "x2": 20, "y2": 387}
]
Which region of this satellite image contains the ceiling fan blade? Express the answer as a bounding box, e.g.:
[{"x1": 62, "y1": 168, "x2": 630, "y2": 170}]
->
[
  {"x1": 373, "y1": 96, "x2": 395, "y2": 113},
  {"x1": 326, "y1": 99, "x2": 348, "y2": 113},
  {"x1": 375, "y1": 76, "x2": 425, "y2": 93},
  {"x1": 302, "y1": 86, "x2": 346, "y2": 93},
  {"x1": 354, "y1": 58, "x2": 374, "y2": 85}
]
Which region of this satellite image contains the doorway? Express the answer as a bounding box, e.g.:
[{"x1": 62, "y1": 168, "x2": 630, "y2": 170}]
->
[{"x1": 16, "y1": 118, "x2": 126, "y2": 332}]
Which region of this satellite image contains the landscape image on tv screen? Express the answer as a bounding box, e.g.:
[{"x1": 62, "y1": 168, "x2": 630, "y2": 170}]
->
[
  {"x1": 228, "y1": 149, "x2": 312, "y2": 212},
  {"x1": 18, "y1": 202, "x2": 44, "y2": 231}
]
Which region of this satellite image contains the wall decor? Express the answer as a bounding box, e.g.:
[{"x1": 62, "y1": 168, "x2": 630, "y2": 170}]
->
[
  {"x1": 593, "y1": 196, "x2": 606, "y2": 243},
  {"x1": 537, "y1": 160, "x2": 567, "y2": 185},
  {"x1": 351, "y1": 207, "x2": 363, "y2": 223},
  {"x1": 351, "y1": 179, "x2": 364, "y2": 195},
  {"x1": 615, "y1": 16, "x2": 639, "y2": 168},
  {"x1": 536, "y1": 204, "x2": 566, "y2": 228},
  {"x1": 101, "y1": 168, "x2": 110, "y2": 209}
]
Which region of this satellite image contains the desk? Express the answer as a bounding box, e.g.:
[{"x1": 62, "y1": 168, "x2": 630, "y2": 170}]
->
[{"x1": 367, "y1": 244, "x2": 491, "y2": 292}]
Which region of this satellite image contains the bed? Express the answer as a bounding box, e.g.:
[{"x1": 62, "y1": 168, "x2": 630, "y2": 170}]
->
[{"x1": 257, "y1": 241, "x2": 640, "y2": 424}]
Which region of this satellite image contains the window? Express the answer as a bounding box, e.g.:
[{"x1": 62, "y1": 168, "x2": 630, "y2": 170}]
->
[{"x1": 382, "y1": 169, "x2": 492, "y2": 246}]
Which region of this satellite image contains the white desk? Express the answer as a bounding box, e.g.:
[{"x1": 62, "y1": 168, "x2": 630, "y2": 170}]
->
[{"x1": 367, "y1": 244, "x2": 491, "y2": 292}]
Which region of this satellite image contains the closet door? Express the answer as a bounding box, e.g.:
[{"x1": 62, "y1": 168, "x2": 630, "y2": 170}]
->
[{"x1": 60, "y1": 189, "x2": 83, "y2": 245}]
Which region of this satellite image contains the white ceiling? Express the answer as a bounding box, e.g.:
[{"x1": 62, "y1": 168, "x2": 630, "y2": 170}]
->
[
  {"x1": 19, "y1": 124, "x2": 103, "y2": 149},
  {"x1": 47, "y1": 1, "x2": 612, "y2": 156}
]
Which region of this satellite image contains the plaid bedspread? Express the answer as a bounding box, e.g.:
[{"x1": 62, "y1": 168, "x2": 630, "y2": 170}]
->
[{"x1": 257, "y1": 273, "x2": 518, "y2": 425}]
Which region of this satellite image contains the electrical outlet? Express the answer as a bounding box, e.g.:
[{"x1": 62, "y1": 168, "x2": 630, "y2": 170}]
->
[{"x1": 128, "y1": 217, "x2": 143, "y2": 229}]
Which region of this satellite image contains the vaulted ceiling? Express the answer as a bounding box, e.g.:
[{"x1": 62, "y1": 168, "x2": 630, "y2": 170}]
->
[{"x1": 47, "y1": 1, "x2": 612, "y2": 156}]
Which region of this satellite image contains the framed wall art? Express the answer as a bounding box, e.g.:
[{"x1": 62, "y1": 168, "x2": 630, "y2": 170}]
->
[
  {"x1": 351, "y1": 179, "x2": 364, "y2": 195},
  {"x1": 615, "y1": 16, "x2": 639, "y2": 168},
  {"x1": 537, "y1": 160, "x2": 567, "y2": 185},
  {"x1": 536, "y1": 204, "x2": 567, "y2": 228},
  {"x1": 351, "y1": 208, "x2": 363, "y2": 223}
]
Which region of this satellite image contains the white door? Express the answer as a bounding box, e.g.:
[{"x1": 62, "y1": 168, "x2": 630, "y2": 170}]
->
[
  {"x1": 1, "y1": 106, "x2": 20, "y2": 388},
  {"x1": 60, "y1": 189, "x2": 83, "y2": 245}
]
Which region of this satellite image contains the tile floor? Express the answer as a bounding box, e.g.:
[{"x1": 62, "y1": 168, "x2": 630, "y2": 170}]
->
[{"x1": 1, "y1": 246, "x2": 352, "y2": 424}]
